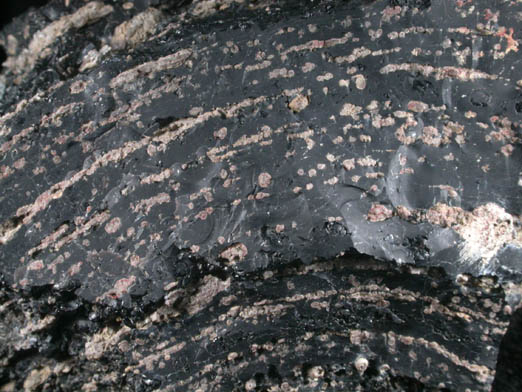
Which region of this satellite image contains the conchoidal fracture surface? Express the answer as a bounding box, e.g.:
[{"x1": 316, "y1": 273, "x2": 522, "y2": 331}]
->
[{"x1": 0, "y1": 0, "x2": 521, "y2": 391}]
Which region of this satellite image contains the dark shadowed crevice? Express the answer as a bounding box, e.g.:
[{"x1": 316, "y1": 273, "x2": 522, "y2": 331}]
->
[{"x1": 493, "y1": 308, "x2": 522, "y2": 392}]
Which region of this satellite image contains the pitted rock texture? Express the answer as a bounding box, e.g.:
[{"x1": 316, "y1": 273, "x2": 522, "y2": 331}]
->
[
  {"x1": 0, "y1": 258, "x2": 513, "y2": 391},
  {"x1": 0, "y1": 0, "x2": 521, "y2": 391}
]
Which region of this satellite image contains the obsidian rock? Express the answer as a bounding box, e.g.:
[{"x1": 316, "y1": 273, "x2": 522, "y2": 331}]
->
[{"x1": 0, "y1": 0, "x2": 520, "y2": 390}]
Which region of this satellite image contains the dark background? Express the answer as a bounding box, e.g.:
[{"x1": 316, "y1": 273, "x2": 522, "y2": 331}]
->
[
  {"x1": 1, "y1": 0, "x2": 49, "y2": 29},
  {"x1": 0, "y1": 0, "x2": 49, "y2": 65}
]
